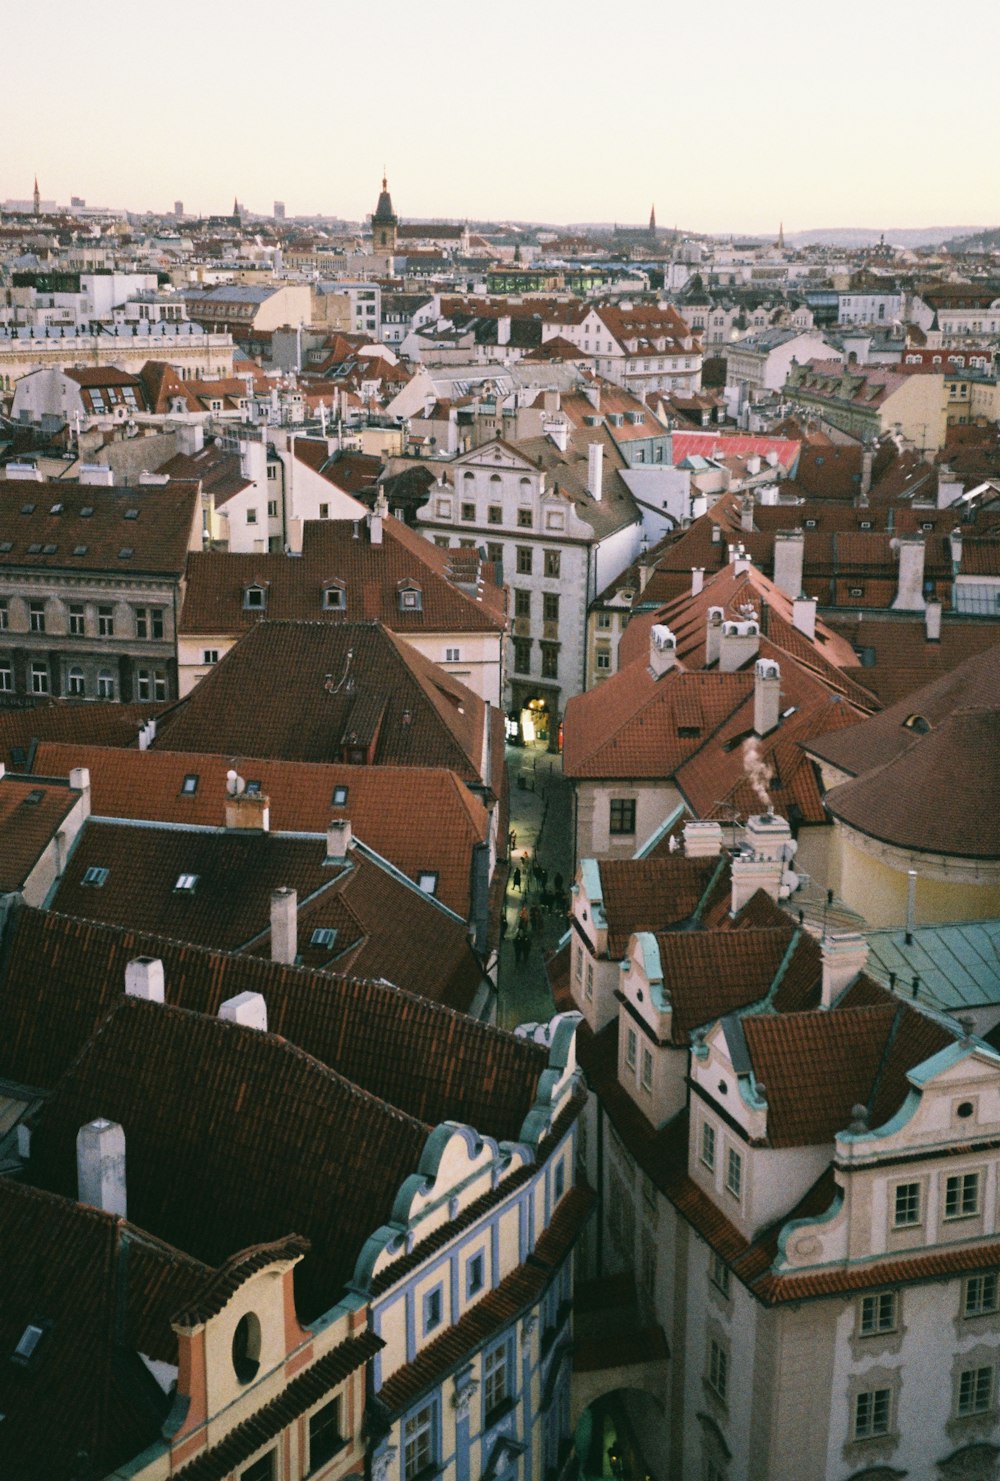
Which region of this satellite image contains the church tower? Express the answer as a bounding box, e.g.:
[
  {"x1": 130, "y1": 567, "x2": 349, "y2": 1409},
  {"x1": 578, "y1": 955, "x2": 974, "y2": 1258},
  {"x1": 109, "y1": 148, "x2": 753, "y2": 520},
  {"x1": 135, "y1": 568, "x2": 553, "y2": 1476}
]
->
[
  {"x1": 649, "y1": 202, "x2": 657, "y2": 233},
  {"x1": 33, "y1": 176, "x2": 40, "y2": 217},
  {"x1": 776, "y1": 221, "x2": 785, "y2": 249},
  {"x1": 372, "y1": 173, "x2": 398, "y2": 253}
]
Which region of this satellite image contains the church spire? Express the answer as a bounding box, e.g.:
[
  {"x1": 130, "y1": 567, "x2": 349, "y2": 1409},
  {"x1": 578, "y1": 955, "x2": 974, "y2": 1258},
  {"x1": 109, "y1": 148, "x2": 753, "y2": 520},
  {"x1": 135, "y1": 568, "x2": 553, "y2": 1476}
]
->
[
  {"x1": 649, "y1": 202, "x2": 657, "y2": 232},
  {"x1": 33, "y1": 176, "x2": 40, "y2": 216},
  {"x1": 777, "y1": 220, "x2": 785, "y2": 249}
]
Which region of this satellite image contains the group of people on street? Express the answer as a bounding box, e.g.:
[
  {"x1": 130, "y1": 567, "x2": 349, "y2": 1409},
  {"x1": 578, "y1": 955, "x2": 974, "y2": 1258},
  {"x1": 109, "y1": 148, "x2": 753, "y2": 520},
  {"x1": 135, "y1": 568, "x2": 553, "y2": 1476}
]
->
[{"x1": 504, "y1": 845, "x2": 567, "y2": 968}]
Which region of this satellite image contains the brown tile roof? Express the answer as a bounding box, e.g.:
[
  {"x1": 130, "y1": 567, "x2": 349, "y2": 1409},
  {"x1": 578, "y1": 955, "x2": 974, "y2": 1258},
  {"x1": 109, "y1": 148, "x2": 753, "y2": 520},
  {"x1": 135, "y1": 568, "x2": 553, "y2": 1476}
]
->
[
  {"x1": 0, "y1": 908, "x2": 545, "y2": 1138},
  {"x1": 825, "y1": 707, "x2": 1000, "y2": 859},
  {"x1": 28, "y1": 998, "x2": 433, "y2": 1320},
  {"x1": 596, "y1": 857, "x2": 723, "y2": 955},
  {"x1": 654, "y1": 926, "x2": 817, "y2": 1044},
  {"x1": 180, "y1": 515, "x2": 505, "y2": 637},
  {"x1": 0, "y1": 481, "x2": 198, "y2": 575},
  {"x1": 30, "y1": 743, "x2": 488, "y2": 918},
  {"x1": 827, "y1": 617, "x2": 1000, "y2": 708},
  {"x1": 47, "y1": 819, "x2": 488, "y2": 1009},
  {"x1": 155, "y1": 620, "x2": 494, "y2": 788},
  {"x1": 0, "y1": 773, "x2": 81, "y2": 891},
  {"x1": 0, "y1": 701, "x2": 170, "y2": 769}
]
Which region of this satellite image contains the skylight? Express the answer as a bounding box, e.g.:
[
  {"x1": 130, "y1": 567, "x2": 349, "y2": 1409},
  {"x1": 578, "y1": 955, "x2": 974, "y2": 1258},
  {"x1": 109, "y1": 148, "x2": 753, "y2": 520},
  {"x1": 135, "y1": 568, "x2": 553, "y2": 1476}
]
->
[
  {"x1": 80, "y1": 506, "x2": 94, "y2": 518},
  {"x1": 20, "y1": 504, "x2": 36, "y2": 515},
  {"x1": 82, "y1": 866, "x2": 109, "y2": 887},
  {"x1": 11, "y1": 1322, "x2": 49, "y2": 1368},
  {"x1": 124, "y1": 508, "x2": 140, "y2": 520},
  {"x1": 73, "y1": 545, "x2": 88, "y2": 556},
  {"x1": 181, "y1": 775, "x2": 198, "y2": 795},
  {"x1": 22, "y1": 789, "x2": 44, "y2": 805},
  {"x1": 331, "y1": 785, "x2": 349, "y2": 806},
  {"x1": 118, "y1": 547, "x2": 134, "y2": 560},
  {"x1": 174, "y1": 873, "x2": 199, "y2": 892},
  {"x1": 310, "y1": 927, "x2": 337, "y2": 947},
  {"x1": 418, "y1": 872, "x2": 438, "y2": 895}
]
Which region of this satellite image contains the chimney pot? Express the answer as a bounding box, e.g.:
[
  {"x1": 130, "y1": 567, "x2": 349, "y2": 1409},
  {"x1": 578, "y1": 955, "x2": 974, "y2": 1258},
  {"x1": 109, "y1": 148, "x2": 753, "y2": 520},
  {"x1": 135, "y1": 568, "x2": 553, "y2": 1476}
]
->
[
  {"x1": 753, "y1": 658, "x2": 781, "y2": 737},
  {"x1": 649, "y1": 622, "x2": 677, "y2": 678},
  {"x1": 219, "y1": 990, "x2": 268, "y2": 1032},
  {"x1": 77, "y1": 1118, "x2": 127, "y2": 1217},
  {"x1": 270, "y1": 886, "x2": 297, "y2": 965},
  {"x1": 125, "y1": 956, "x2": 165, "y2": 1003},
  {"x1": 327, "y1": 817, "x2": 353, "y2": 862}
]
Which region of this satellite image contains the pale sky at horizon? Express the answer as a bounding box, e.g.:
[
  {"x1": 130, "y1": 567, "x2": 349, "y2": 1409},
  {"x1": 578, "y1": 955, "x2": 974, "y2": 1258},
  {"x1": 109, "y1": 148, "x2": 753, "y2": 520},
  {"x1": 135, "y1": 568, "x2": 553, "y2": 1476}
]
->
[{"x1": 4, "y1": 0, "x2": 997, "y2": 235}]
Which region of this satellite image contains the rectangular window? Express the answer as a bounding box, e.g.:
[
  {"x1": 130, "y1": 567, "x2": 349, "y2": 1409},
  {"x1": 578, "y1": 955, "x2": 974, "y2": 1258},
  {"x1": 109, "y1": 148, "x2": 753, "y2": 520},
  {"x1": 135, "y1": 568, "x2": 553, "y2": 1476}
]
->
[
  {"x1": 597, "y1": 611, "x2": 612, "y2": 629},
  {"x1": 596, "y1": 647, "x2": 611, "y2": 671},
  {"x1": 467, "y1": 1253, "x2": 484, "y2": 1298},
  {"x1": 893, "y1": 1182, "x2": 921, "y2": 1227},
  {"x1": 135, "y1": 607, "x2": 149, "y2": 639},
  {"x1": 68, "y1": 604, "x2": 84, "y2": 635},
  {"x1": 181, "y1": 774, "x2": 198, "y2": 795},
  {"x1": 487, "y1": 542, "x2": 502, "y2": 563},
  {"x1": 240, "y1": 1453, "x2": 275, "y2": 1481},
  {"x1": 488, "y1": 504, "x2": 502, "y2": 524},
  {"x1": 0, "y1": 662, "x2": 11, "y2": 693},
  {"x1": 445, "y1": 647, "x2": 460, "y2": 662},
  {"x1": 97, "y1": 606, "x2": 113, "y2": 637},
  {"x1": 461, "y1": 502, "x2": 476, "y2": 521},
  {"x1": 151, "y1": 609, "x2": 164, "y2": 640},
  {"x1": 514, "y1": 589, "x2": 531, "y2": 619},
  {"x1": 543, "y1": 592, "x2": 560, "y2": 623},
  {"x1": 708, "y1": 1339, "x2": 728, "y2": 1401},
  {"x1": 625, "y1": 1027, "x2": 637, "y2": 1069},
  {"x1": 641, "y1": 1046, "x2": 653, "y2": 1092},
  {"x1": 267, "y1": 500, "x2": 278, "y2": 518},
  {"x1": 945, "y1": 1172, "x2": 980, "y2": 1220},
  {"x1": 964, "y1": 1274, "x2": 999, "y2": 1318},
  {"x1": 423, "y1": 1286, "x2": 442, "y2": 1334},
  {"x1": 403, "y1": 1403, "x2": 434, "y2": 1480},
  {"x1": 958, "y1": 1366, "x2": 994, "y2": 1416},
  {"x1": 246, "y1": 508, "x2": 258, "y2": 524},
  {"x1": 319, "y1": 503, "x2": 330, "y2": 520},
  {"x1": 517, "y1": 507, "x2": 532, "y2": 528},
  {"x1": 540, "y1": 642, "x2": 559, "y2": 679},
  {"x1": 585, "y1": 960, "x2": 593, "y2": 1001},
  {"x1": 726, "y1": 1147, "x2": 742, "y2": 1200},
  {"x1": 203, "y1": 649, "x2": 219, "y2": 665},
  {"x1": 29, "y1": 601, "x2": 45, "y2": 633},
  {"x1": 860, "y1": 1292, "x2": 897, "y2": 1336},
  {"x1": 544, "y1": 550, "x2": 561, "y2": 578},
  {"x1": 513, "y1": 638, "x2": 531, "y2": 674},
  {"x1": 609, "y1": 799, "x2": 636, "y2": 835},
  {"x1": 709, "y1": 1252, "x2": 730, "y2": 1297},
  {"x1": 854, "y1": 1388, "x2": 891, "y2": 1439},
  {"x1": 516, "y1": 545, "x2": 532, "y2": 575},
  {"x1": 484, "y1": 1344, "x2": 509, "y2": 1419},
  {"x1": 31, "y1": 663, "x2": 49, "y2": 695},
  {"x1": 308, "y1": 1395, "x2": 344, "y2": 1468},
  {"x1": 701, "y1": 1121, "x2": 716, "y2": 1171}
]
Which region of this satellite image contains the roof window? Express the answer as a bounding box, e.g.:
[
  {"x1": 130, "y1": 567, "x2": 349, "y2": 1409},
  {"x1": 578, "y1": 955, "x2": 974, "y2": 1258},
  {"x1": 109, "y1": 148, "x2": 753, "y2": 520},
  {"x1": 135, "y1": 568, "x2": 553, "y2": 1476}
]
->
[
  {"x1": 124, "y1": 508, "x2": 140, "y2": 520},
  {"x1": 22, "y1": 789, "x2": 45, "y2": 805},
  {"x1": 418, "y1": 871, "x2": 438, "y2": 895},
  {"x1": 174, "y1": 873, "x2": 199, "y2": 892},
  {"x1": 80, "y1": 506, "x2": 94, "y2": 518},
  {"x1": 82, "y1": 866, "x2": 109, "y2": 887},
  {"x1": 0, "y1": 542, "x2": 11, "y2": 553},
  {"x1": 118, "y1": 547, "x2": 133, "y2": 560},
  {"x1": 331, "y1": 784, "x2": 348, "y2": 805},
  {"x1": 49, "y1": 503, "x2": 63, "y2": 515},
  {"x1": 243, "y1": 584, "x2": 267, "y2": 611},
  {"x1": 73, "y1": 544, "x2": 88, "y2": 556},
  {"x1": 42, "y1": 544, "x2": 57, "y2": 555},
  {"x1": 397, "y1": 580, "x2": 422, "y2": 612},
  {"x1": 181, "y1": 774, "x2": 198, "y2": 795},
  {"x1": 11, "y1": 1321, "x2": 51, "y2": 1369},
  {"x1": 310, "y1": 927, "x2": 337, "y2": 948},
  {"x1": 26, "y1": 543, "x2": 42, "y2": 554},
  {"x1": 323, "y1": 582, "x2": 346, "y2": 611},
  {"x1": 20, "y1": 504, "x2": 36, "y2": 515}
]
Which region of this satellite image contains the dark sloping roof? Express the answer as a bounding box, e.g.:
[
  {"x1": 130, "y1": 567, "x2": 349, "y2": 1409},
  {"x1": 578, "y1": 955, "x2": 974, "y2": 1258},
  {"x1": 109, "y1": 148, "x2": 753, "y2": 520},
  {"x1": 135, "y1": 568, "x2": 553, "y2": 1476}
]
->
[
  {"x1": 0, "y1": 701, "x2": 171, "y2": 768},
  {"x1": 0, "y1": 482, "x2": 197, "y2": 575},
  {"x1": 0, "y1": 908, "x2": 544, "y2": 1139},
  {"x1": 28, "y1": 999, "x2": 432, "y2": 1321},
  {"x1": 0, "y1": 774, "x2": 80, "y2": 891}
]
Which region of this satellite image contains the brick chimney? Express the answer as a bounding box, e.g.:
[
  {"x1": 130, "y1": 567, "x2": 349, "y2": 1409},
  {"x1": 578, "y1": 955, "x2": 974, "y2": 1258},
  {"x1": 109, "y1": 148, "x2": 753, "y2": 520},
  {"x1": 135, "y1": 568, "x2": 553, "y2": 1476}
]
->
[
  {"x1": 773, "y1": 530, "x2": 804, "y2": 599},
  {"x1": 649, "y1": 623, "x2": 677, "y2": 678},
  {"x1": 820, "y1": 932, "x2": 869, "y2": 1008},
  {"x1": 125, "y1": 956, "x2": 165, "y2": 1003},
  {"x1": 270, "y1": 886, "x2": 297, "y2": 965},
  {"x1": 220, "y1": 991, "x2": 269, "y2": 1031},
  {"x1": 327, "y1": 818, "x2": 353, "y2": 862},
  {"x1": 753, "y1": 658, "x2": 781, "y2": 737},
  {"x1": 705, "y1": 606, "x2": 725, "y2": 666},
  {"x1": 588, "y1": 442, "x2": 604, "y2": 501},
  {"x1": 225, "y1": 788, "x2": 271, "y2": 832},
  {"x1": 77, "y1": 1118, "x2": 126, "y2": 1217},
  {"x1": 891, "y1": 534, "x2": 927, "y2": 611},
  {"x1": 718, "y1": 617, "x2": 760, "y2": 672}
]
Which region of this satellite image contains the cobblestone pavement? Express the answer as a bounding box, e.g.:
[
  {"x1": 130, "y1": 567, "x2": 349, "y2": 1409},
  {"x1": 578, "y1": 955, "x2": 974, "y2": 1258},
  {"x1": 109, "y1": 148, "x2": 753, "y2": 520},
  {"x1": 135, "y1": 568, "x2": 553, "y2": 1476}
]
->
[{"x1": 497, "y1": 743, "x2": 574, "y2": 1031}]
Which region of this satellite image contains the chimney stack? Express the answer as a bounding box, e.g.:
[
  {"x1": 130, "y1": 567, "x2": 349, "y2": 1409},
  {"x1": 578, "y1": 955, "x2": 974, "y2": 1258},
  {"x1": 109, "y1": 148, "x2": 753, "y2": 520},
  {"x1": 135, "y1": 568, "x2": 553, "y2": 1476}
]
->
[
  {"x1": 792, "y1": 593, "x2": 817, "y2": 641},
  {"x1": 125, "y1": 956, "x2": 165, "y2": 1003},
  {"x1": 225, "y1": 788, "x2": 271, "y2": 832},
  {"x1": 705, "y1": 606, "x2": 725, "y2": 666},
  {"x1": 270, "y1": 886, "x2": 297, "y2": 965},
  {"x1": 691, "y1": 567, "x2": 705, "y2": 596},
  {"x1": 773, "y1": 530, "x2": 805, "y2": 600},
  {"x1": 544, "y1": 415, "x2": 569, "y2": 453},
  {"x1": 649, "y1": 623, "x2": 677, "y2": 678},
  {"x1": 588, "y1": 442, "x2": 604, "y2": 501},
  {"x1": 925, "y1": 599, "x2": 942, "y2": 642},
  {"x1": 730, "y1": 813, "x2": 792, "y2": 913},
  {"x1": 77, "y1": 1118, "x2": 127, "y2": 1217},
  {"x1": 740, "y1": 493, "x2": 755, "y2": 532},
  {"x1": 683, "y1": 819, "x2": 723, "y2": 858},
  {"x1": 949, "y1": 527, "x2": 963, "y2": 569},
  {"x1": 753, "y1": 658, "x2": 781, "y2": 737},
  {"x1": 891, "y1": 534, "x2": 927, "y2": 611},
  {"x1": 327, "y1": 818, "x2": 353, "y2": 862},
  {"x1": 369, "y1": 489, "x2": 389, "y2": 546},
  {"x1": 69, "y1": 766, "x2": 91, "y2": 816},
  {"x1": 220, "y1": 991, "x2": 268, "y2": 1032},
  {"x1": 718, "y1": 617, "x2": 760, "y2": 672},
  {"x1": 860, "y1": 442, "x2": 874, "y2": 502},
  {"x1": 820, "y1": 932, "x2": 869, "y2": 1008}
]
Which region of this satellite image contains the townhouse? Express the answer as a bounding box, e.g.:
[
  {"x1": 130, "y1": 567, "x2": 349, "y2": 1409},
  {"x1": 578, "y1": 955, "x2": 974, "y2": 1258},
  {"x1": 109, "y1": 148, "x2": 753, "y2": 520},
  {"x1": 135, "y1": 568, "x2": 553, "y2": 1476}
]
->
[
  {"x1": 543, "y1": 301, "x2": 703, "y2": 398},
  {"x1": 783, "y1": 359, "x2": 948, "y2": 451}
]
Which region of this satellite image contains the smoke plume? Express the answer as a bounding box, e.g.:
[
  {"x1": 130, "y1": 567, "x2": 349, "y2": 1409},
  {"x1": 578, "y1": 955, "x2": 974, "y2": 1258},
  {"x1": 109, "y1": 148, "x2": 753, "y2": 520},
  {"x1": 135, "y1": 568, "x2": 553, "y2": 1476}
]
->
[{"x1": 742, "y1": 737, "x2": 774, "y2": 812}]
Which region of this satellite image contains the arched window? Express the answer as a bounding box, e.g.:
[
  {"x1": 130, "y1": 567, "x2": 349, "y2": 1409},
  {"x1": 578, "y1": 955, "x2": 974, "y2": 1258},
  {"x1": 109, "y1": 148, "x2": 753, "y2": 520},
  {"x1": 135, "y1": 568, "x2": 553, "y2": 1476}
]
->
[{"x1": 66, "y1": 666, "x2": 86, "y2": 697}]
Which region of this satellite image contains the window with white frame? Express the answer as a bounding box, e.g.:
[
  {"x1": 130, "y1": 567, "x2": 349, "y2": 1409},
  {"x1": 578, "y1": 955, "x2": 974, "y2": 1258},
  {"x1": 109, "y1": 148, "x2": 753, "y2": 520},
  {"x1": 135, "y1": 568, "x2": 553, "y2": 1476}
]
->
[
  {"x1": 700, "y1": 1120, "x2": 716, "y2": 1171},
  {"x1": 97, "y1": 670, "x2": 115, "y2": 699},
  {"x1": 640, "y1": 1046, "x2": 653, "y2": 1092},
  {"x1": 625, "y1": 1026, "x2": 637, "y2": 1070},
  {"x1": 585, "y1": 960, "x2": 593, "y2": 1001},
  {"x1": 709, "y1": 1251, "x2": 730, "y2": 1298},
  {"x1": 66, "y1": 666, "x2": 85, "y2": 697},
  {"x1": 964, "y1": 1273, "x2": 999, "y2": 1318},
  {"x1": 893, "y1": 1181, "x2": 921, "y2": 1228},
  {"x1": 945, "y1": 1172, "x2": 980, "y2": 1220},
  {"x1": 859, "y1": 1292, "x2": 897, "y2": 1336},
  {"x1": 483, "y1": 1342, "x2": 509, "y2": 1419},
  {"x1": 853, "y1": 1387, "x2": 891, "y2": 1439},
  {"x1": 0, "y1": 661, "x2": 12, "y2": 693},
  {"x1": 725, "y1": 1147, "x2": 742, "y2": 1200},
  {"x1": 707, "y1": 1338, "x2": 728, "y2": 1401},
  {"x1": 31, "y1": 662, "x2": 49, "y2": 695},
  {"x1": 958, "y1": 1364, "x2": 995, "y2": 1417},
  {"x1": 403, "y1": 1402, "x2": 435, "y2": 1480}
]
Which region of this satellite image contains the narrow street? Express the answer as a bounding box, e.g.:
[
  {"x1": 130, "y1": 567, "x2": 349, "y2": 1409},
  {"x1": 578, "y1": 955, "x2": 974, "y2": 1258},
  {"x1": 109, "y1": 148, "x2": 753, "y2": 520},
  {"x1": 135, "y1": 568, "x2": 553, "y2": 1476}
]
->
[{"x1": 497, "y1": 743, "x2": 574, "y2": 1031}]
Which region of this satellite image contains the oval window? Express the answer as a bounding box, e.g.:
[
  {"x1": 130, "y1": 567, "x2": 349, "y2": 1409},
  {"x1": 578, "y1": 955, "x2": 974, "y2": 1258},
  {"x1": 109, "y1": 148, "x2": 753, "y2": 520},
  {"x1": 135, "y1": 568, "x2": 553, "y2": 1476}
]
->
[{"x1": 232, "y1": 1312, "x2": 261, "y2": 1383}]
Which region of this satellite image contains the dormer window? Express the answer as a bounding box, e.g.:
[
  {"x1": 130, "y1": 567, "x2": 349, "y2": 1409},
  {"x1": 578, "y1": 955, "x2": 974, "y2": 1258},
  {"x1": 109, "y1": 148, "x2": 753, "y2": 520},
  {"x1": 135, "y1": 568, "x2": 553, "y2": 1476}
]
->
[
  {"x1": 397, "y1": 580, "x2": 422, "y2": 612},
  {"x1": 243, "y1": 584, "x2": 267, "y2": 611},
  {"x1": 323, "y1": 582, "x2": 346, "y2": 611}
]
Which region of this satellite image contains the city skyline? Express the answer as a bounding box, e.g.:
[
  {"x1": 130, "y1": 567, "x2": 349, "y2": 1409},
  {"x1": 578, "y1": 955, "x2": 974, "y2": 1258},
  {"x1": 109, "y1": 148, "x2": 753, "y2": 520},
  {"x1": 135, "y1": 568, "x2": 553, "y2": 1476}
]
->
[{"x1": 4, "y1": 0, "x2": 997, "y2": 233}]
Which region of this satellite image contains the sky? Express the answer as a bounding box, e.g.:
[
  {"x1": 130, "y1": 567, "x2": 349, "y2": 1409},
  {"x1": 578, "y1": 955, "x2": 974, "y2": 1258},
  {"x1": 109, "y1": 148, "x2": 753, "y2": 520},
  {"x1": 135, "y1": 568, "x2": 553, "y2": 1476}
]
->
[{"x1": 3, "y1": 0, "x2": 997, "y2": 234}]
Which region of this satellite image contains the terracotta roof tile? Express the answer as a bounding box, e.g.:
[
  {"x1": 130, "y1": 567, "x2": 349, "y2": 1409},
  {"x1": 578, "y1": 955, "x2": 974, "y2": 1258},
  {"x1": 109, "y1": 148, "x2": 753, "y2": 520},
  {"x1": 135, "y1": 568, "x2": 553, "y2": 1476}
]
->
[
  {"x1": 596, "y1": 857, "x2": 722, "y2": 955},
  {"x1": 0, "y1": 773, "x2": 81, "y2": 891}
]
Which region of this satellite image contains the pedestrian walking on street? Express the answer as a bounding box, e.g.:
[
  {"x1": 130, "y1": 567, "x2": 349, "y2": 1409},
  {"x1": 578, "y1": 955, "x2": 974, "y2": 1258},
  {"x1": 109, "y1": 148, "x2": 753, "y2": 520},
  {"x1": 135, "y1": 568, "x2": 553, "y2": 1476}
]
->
[
  {"x1": 500, "y1": 913, "x2": 508, "y2": 942},
  {"x1": 509, "y1": 827, "x2": 517, "y2": 852},
  {"x1": 530, "y1": 905, "x2": 542, "y2": 933},
  {"x1": 539, "y1": 867, "x2": 548, "y2": 891},
  {"x1": 512, "y1": 866, "x2": 521, "y2": 892}
]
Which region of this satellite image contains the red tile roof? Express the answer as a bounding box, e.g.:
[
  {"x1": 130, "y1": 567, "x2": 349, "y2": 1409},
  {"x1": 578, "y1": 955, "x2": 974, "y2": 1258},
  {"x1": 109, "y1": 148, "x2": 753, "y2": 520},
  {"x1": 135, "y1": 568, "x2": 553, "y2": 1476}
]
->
[
  {"x1": 0, "y1": 481, "x2": 198, "y2": 575},
  {"x1": 0, "y1": 773, "x2": 81, "y2": 891}
]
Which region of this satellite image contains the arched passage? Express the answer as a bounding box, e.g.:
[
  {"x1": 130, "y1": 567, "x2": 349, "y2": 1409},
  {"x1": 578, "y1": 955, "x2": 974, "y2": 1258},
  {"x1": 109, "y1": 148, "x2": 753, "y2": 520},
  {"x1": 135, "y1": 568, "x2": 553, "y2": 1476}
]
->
[{"x1": 573, "y1": 1387, "x2": 666, "y2": 1480}]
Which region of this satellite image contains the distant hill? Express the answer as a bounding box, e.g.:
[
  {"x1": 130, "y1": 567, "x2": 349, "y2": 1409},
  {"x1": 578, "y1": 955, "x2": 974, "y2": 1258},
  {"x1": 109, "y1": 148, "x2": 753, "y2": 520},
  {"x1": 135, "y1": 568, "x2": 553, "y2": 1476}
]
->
[
  {"x1": 937, "y1": 227, "x2": 1000, "y2": 254},
  {"x1": 786, "y1": 226, "x2": 990, "y2": 249}
]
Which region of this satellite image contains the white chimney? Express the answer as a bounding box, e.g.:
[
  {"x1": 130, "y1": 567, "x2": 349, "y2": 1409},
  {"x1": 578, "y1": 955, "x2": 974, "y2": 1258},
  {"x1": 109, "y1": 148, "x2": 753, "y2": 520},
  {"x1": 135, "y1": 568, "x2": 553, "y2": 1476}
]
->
[
  {"x1": 820, "y1": 932, "x2": 869, "y2": 1008},
  {"x1": 925, "y1": 600, "x2": 942, "y2": 642},
  {"x1": 649, "y1": 623, "x2": 677, "y2": 678},
  {"x1": 79, "y1": 464, "x2": 115, "y2": 487},
  {"x1": 705, "y1": 606, "x2": 724, "y2": 666},
  {"x1": 949, "y1": 526, "x2": 963, "y2": 568},
  {"x1": 746, "y1": 455, "x2": 761, "y2": 477},
  {"x1": 497, "y1": 314, "x2": 511, "y2": 346},
  {"x1": 792, "y1": 594, "x2": 817, "y2": 641},
  {"x1": 753, "y1": 658, "x2": 781, "y2": 737},
  {"x1": 69, "y1": 765, "x2": 92, "y2": 816},
  {"x1": 691, "y1": 567, "x2": 705, "y2": 596},
  {"x1": 718, "y1": 618, "x2": 760, "y2": 672},
  {"x1": 730, "y1": 813, "x2": 792, "y2": 913},
  {"x1": 327, "y1": 817, "x2": 353, "y2": 862},
  {"x1": 891, "y1": 534, "x2": 927, "y2": 611},
  {"x1": 177, "y1": 423, "x2": 204, "y2": 456},
  {"x1": 860, "y1": 442, "x2": 874, "y2": 500},
  {"x1": 220, "y1": 991, "x2": 268, "y2": 1031},
  {"x1": 683, "y1": 819, "x2": 723, "y2": 858},
  {"x1": 125, "y1": 956, "x2": 165, "y2": 1003},
  {"x1": 740, "y1": 494, "x2": 755, "y2": 532},
  {"x1": 583, "y1": 383, "x2": 601, "y2": 411},
  {"x1": 77, "y1": 1118, "x2": 127, "y2": 1217},
  {"x1": 369, "y1": 488, "x2": 389, "y2": 546},
  {"x1": 773, "y1": 530, "x2": 804, "y2": 599},
  {"x1": 544, "y1": 416, "x2": 569, "y2": 453},
  {"x1": 270, "y1": 886, "x2": 297, "y2": 965},
  {"x1": 588, "y1": 442, "x2": 604, "y2": 500},
  {"x1": 732, "y1": 544, "x2": 751, "y2": 575}
]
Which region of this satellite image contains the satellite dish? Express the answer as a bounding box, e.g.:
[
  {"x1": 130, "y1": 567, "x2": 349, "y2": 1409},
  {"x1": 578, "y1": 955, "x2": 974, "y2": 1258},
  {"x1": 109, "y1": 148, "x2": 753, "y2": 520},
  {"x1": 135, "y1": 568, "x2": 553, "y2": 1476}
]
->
[{"x1": 226, "y1": 769, "x2": 246, "y2": 796}]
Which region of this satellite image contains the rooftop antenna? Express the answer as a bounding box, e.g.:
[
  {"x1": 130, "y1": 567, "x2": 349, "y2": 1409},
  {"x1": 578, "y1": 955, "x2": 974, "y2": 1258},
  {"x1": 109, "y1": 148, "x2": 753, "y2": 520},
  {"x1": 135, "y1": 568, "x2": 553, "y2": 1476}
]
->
[{"x1": 226, "y1": 768, "x2": 246, "y2": 796}]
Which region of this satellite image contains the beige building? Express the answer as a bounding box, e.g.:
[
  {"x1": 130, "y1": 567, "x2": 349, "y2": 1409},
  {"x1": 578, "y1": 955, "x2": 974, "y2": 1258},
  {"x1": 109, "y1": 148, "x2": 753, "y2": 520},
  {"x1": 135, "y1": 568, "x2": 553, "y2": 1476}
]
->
[
  {"x1": 784, "y1": 359, "x2": 949, "y2": 451},
  {"x1": 0, "y1": 326, "x2": 234, "y2": 392}
]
